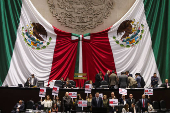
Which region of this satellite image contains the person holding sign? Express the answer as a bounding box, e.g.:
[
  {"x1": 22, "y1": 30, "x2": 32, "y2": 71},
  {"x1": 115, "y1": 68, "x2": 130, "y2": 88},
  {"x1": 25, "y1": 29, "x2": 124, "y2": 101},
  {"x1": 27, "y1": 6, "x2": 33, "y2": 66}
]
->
[
  {"x1": 108, "y1": 92, "x2": 118, "y2": 112},
  {"x1": 63, "y1": 92, "x2": 73, "y2": 112},
  {"x1": 92, "y1": 92, "x2": 103, "y2": 108},
  {"x1": 75, "y1": 94, "x2": 83, "y2": 112},
  {"x1": 40, "y1": 95, "x2": 52, "y2": 111}
]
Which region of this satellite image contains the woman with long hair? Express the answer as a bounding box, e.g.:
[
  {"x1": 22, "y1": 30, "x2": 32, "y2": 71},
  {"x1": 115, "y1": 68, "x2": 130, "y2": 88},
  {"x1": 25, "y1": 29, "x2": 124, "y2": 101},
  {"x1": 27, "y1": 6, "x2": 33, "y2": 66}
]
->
[
  {"x1": 52, "y1": 103, "x2": 58, "y2": 112},
  {"x1": 87, "y1": 93, "x2": 93, "y2": 112},
  {"x1": 53, "y1": 96, "x2": 61, "y2": 112},
  {"x1": 122, "y1": 104, "x2": 129, "y2": 113},
  {"x1": 41, "y1": 95, "x2": 52, "y2": 111}
]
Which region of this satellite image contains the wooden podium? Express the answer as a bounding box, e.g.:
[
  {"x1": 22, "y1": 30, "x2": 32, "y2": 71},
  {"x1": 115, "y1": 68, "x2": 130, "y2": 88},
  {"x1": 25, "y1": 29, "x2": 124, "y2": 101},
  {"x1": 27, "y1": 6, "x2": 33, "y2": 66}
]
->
[{"x1": 74, "y1": 73, "x2": 87, "y2": 80}]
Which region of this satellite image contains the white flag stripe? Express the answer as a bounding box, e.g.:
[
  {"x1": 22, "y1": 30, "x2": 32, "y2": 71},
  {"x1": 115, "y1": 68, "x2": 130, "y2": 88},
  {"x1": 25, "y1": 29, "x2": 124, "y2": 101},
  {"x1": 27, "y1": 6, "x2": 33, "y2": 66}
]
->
[
  {"x1": 108, "y1": 0, "x2": 161, "y2": 87},
  {"x1": 3, "y1": 0, "x2": 57, "y2": 86}
]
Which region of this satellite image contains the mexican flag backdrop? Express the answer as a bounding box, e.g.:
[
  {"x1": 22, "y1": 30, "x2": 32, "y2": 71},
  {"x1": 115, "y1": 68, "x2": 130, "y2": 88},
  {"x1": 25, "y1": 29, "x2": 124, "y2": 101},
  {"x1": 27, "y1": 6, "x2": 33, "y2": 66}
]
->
[{"x1": 0, "y1": 0, "x2": 170, "y2": 87}]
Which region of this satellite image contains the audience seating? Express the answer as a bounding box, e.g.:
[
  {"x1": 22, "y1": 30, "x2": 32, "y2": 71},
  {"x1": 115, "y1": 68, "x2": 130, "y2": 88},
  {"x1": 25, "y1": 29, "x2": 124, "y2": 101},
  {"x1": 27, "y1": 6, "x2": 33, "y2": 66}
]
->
[
  {"x1": 26, "y1": 100, "x2": 34, "y2": 109},
  {"x1": 153, "y1": 101, "x2": 159, "y2": 111},
  {"x1": 54, "y1": 80, "x2": 63, "y2": 88},
  {"x1": 160, "y1": 100, "x2": 167, "y2": 111},
  {"x1": 100, "y1": 80, "x2": 108, "y2": 88},
  {"x1": 37, "y1": 81, "x2": 44, "y2": 87}
]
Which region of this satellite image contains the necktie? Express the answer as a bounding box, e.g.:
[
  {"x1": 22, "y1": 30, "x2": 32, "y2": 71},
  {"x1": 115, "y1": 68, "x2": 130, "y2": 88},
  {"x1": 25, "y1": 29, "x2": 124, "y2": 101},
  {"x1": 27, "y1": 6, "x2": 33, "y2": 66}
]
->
[{"x1": 143, "y1": 99, "x2": 145, "y2": 108}]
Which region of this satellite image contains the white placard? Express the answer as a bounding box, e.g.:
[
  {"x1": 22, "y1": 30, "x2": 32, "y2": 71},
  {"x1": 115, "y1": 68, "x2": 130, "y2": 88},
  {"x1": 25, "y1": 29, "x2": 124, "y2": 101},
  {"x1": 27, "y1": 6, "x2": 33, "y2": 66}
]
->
[
  {"x1": 119, "y1": 88, "x2": 127, "y2": 95},
  {"x1": 52, "y1": 86, "x2": 59, "y2": 95},
  {"x1": 78, "y1": 100, "x2": 87, "y2": 107},
  {"x1": 39, "y1": 88, "x2": 46, "y2": 97},
  {"x1": 109, "y1": 99, "x2": 118, "y2": 106},
  {"x1": 144, "y1": 88, "x2": 153, "y2": 95},
  {"x1": 69, "y1": 92, "x2": 77, "y2": 98},
  {"x1": 99, "y1": 93, "x2": 103, "y2": 98},
  {"x1": 85, "y1": 84, "x2": 92, "y2": 93}
]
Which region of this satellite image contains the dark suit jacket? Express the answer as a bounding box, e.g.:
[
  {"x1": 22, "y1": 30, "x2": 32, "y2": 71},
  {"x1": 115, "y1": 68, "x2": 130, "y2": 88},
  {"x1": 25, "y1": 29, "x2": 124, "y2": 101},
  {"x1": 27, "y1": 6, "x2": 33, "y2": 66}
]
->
[
  {"x1": 127, "y1": 98, "x2": 136, "y2": 107},
  {"x1": 33, "y1": 105, "x2": 41, "y2": 110},
  {"x1": 92, "y1": 97, "x2": 103, "y2": 108},
  {"x1": 95, "y1": 74, "x2": 102, "y2": 88},
  {"x1": 139, "y1": 98, "x2": 150, "y2": 110},
  {"x1": 119, "y1": 98, "x2": 128, "y2": 105},
  {"x1": 129, "y1": 106, "x2": 139, "y2": 113},
  {"x1": 104, "y1": 73, "x2": 109, "y2": 85},
  {"x1": 161, "y1": 83, "x2": 170, "y2": 88},
  {"x1": 140, "y1": 76, "x2": 145, "y2": 88},
  {"x1": 14, "y1": 103, "x2": 25, "y2": 112},
  {"x1": 119, "y1": 75, "x2": 128, "y2": 88},
  {"x1": 29, "y1": 77, "x2": 37, "y2": 86}
]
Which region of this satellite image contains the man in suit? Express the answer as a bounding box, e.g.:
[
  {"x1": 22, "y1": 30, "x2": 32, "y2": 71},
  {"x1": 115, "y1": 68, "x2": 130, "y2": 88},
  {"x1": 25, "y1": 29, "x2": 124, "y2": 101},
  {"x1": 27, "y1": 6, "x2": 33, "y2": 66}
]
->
[
  {"x1": 129, "y1": 103, "x2": 139, "y2": 113},
  {"x1": 161, "y1": 79, "x2": 170, "y2": 88},
  {"x1": 92, "y1": 92, "x2": 103, "y2": 108},
  {"x1": 109, "y1": 70, "x2": 117, "y2": 88},
  {"x1": 29, "y1": 74, "x2": 37, "y2": 86},
  {"x1": 139, "y1": 94, "x2": 150, "y2": 112},
  {"x1": 63, "y1": 92, "x2": 73, "y2": 112},
  {"x1": 13, "y1": 100, "x2": 25, "y2": 113},
  {"x1": 128, "y1": 76, "x2": 137, "y2": 88},
  {"x1": 127, "y1": 94, "x2": 136, "y2": 108},
  {"x1": 104, "y1": 70, "x2": 110, "y2": 85},
  {"x1": 95, "y1": 71, "x2": 103, "y2": 88},
  {"x1": 135, "y1": 73, "x2": 141, "y2": 88},
  {"x1": 140, "y1": 74, "x2": 145, "y2": 88},
  {"x1": 119, "y1": 95, "x2": 127, "y2": 105},
  {"x1": 119, "y1": 72, "x2": 128, "y2": 88},
  {"x1": 33, "y1": 103, "x2": 41, "y2": 110},
  {"x1": 151, "y1": 73, "x2": 159, "y2": 88},
  {"x1": 126, "y1": 71, "x2": 133, "y2": 77}
]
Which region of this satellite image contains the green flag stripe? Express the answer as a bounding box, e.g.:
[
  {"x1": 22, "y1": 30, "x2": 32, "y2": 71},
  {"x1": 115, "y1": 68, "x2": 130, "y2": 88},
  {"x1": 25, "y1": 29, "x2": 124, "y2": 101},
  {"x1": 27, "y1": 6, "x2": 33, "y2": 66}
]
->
[
  {"x1": 144, "y1": 0, "x2": 170, "y2": 82},
  {"x1": 0, "y1": 0, "x2": 22, "y2": 86},
  {"x1": 74, "y1": 39, "x2": 80, "y2": 75}
]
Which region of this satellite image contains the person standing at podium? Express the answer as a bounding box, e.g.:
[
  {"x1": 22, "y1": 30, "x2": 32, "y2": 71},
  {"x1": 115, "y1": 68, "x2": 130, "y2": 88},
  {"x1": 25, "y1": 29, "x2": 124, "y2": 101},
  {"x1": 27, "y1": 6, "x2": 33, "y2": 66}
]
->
[
  {"x1": 29, "y1": 74, "x2": 37, "y2": 87},
  {"x1": 104, "y1": 70, "x2": 110, "y2": 85},
  {"x1": 95, "y1": 71, "x2": 103, "y2": 88}
]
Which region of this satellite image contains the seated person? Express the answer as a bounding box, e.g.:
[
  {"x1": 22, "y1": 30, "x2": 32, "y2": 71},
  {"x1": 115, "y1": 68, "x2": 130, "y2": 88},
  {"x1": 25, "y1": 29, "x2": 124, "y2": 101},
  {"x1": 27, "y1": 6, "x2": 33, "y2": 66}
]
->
[
  {"x1": 24, "y1": 78, "x2": 30, "y2": 87},
  {"x1": 161, "y1": 79, "x2": 170, "y2": 88},
  {"x1": 119, "y1": 95, "x2": 127, "y2": 105},
  {"x1": 52, "y1": 103, "x2": 58, "y2": 112},
  {"x1": 64, "y1": 81, "x2": 73, "y2": 88},
  {"x1": 66, "y1": 77, "x2": 70, "y2": 82},
  {"x1": 129, "y1": 103, "x2": 139, "y2": 113},
  {"x1": 13, "y1": 100, "x2": 25, "y2": 113},
  {"x1": 122, "y1": 104, "x2": 129, "y2": 113},
  {"x1": 33, "y1": 103, "x2": 41, "y2": 110},
  {"x1": 148, "y1": 102, "x2": 153, "y2": 112}
]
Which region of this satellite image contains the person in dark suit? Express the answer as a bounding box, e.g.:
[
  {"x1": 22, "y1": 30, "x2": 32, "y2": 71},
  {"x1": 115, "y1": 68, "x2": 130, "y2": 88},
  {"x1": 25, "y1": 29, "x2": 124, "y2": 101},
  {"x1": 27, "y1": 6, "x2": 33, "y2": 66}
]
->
[
  {"x1": 161, "y1": 79, "x2": 170, "y2": 88},
  {"x1": 129, "y1": 103, "x2": 139, "y2": 113},
  {"x1": 92, "y1": 92, "x2": 103, "y2": 108},
  {"x1": 135, "y1": 73, "x2": 141, "y2": 88},
  {"x1": 109, "y1": 70, "x2": 117, "y2": 89},
  {"x1": 64, "y1": 81, "x2": 73, "y2": 88},
  {"x1": 127, "y1": 94, "x2": 136, "y2": 109},
  {"x1": 95, "y1": 71, "x2": 103, "y2": 88},
  {"x1": 140, "y1": 74, "x2": 145, "y2": 88},
  {"x1": 108, "y1": 92, "x2": 118, "y2": 112},
  {"x1": 104, "y1": 70, "x2": 110, "y2": 85},
  {"x1": 151, "y1": 73, "x2": 159, "y2": 88},
  {"x1": 126, "y1": 71, "x2": 133, "y2": 77},
  {"x1": 139, "y1": 94, "x2": 150, "y2": 112},
  {"x1": 29, "y1": 74, "x2": 37, "y2": 86},
  {"x1": 13, "y1": 100, "x2": 25, "y2": 113},
  {"x1": 119, "y1": 72, "x2": 128, "y2": 88},
  {"x1": 119, "y1": 95, "x2": 128, "y2": 105},
  {"x1": 33, "y1": 103, "x2": 41, "y2": 110}
]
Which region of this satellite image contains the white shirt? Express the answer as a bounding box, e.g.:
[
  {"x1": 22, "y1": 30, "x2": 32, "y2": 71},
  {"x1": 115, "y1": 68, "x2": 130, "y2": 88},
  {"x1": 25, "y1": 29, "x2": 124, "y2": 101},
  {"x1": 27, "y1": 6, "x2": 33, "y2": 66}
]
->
[
  {"x1": 134, "y1": 107, "x2": 136, "y2": 113},
  {"x1": 123, "y1": 100, "x2": 126, "y2": 105},
  {"x1": 41, "y1": 100, "x2": 52, "y2": 108},
  {"x1": 31, "y1": 78, "x2": 34, "y2": 85}
]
